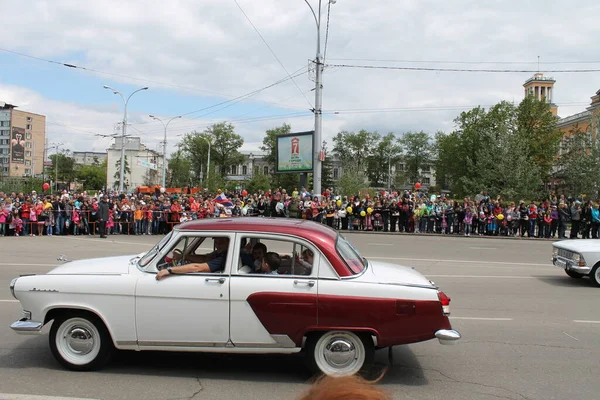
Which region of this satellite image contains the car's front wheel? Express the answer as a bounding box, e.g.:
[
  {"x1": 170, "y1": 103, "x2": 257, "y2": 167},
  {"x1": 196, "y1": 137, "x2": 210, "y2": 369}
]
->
[
  {"x1": 591, "y1": 265, "x2": 600, "y2": 287},
  {"x1": 306, "y1": 331, "x2": 374, "y2": 376},
  {"x1": 565, "y1": 269, "x2": 584, "y2": 279},
  {"x1": 49, "y1": 312, "x2": 113, "y2": 371}
]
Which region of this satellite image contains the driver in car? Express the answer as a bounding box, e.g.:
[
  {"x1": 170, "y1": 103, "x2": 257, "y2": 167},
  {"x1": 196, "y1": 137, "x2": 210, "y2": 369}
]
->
[{"x1": 156, "y1": 237, "x2": 229, "y2": 280}]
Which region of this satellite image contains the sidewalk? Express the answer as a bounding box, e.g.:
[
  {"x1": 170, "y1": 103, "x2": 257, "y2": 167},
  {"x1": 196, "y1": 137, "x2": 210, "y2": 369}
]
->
[{"x1": 341, "y1": 229, "x2": 571, "y2": 241}]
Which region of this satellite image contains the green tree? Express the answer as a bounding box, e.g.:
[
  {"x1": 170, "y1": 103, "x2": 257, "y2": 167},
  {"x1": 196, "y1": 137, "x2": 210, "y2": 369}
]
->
[
  {"x1": 516, "y1": 95, "x2": 561, "y2": 182},
  {"x1": 554, "y1": 125, "x2": 600, "y2": 199},
  {"x1": 180, "y1": 130, "x2": 209, "y2": 184},
  {"x1": 337, "y1": 164, "x2": 367, "y2": 198},
  {"x1": 246, "y1": 173, "x2": 271, "y2": 195},
  {"x1": 168, "y1": 149, "x2": 192, "y2": 187},
  {"x1": 332, "y1": 130, "x2": 379, "y2": 172},
  {"x1": 46, "y1": 151, "x2": 76, "y2": 184},
  {"x1": 260, "y1": 123, "x2": 292, "y2": 166},
  {"x1": 113, "y1": 155, "x2": 131, "y2": 189},
  {"x1": 399, "y1": 131, "x2": 434, "y2": 184},
  {"x1": 206, "y1": 122, "x2": 244, "y2": 178},
  {"x1": 76, "y1": 159, "x2": 107, "y2": 190},
  {"x1": 366, "y1": 132, "x2": 401, "y2": 187}
]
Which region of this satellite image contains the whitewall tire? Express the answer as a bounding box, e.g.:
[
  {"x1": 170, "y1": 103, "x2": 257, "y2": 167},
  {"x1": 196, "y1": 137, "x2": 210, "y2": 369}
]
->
[
  {"x1": 306, "y1": 331, "x2": 374, "y2": 376},
  {"x1": 49, "y1": 312, "x2": 113, "y2": 371},
  {"x1": 591, "y1": 265, "x2": 600, "y2": 287}
]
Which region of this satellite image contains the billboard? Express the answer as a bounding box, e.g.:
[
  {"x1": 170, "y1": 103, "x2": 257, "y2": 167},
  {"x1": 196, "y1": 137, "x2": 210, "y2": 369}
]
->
[
  {"x1": 11, "y1": 127, "x2": 25, "y2": 164},
  {"x1": 275, "y1": 131, "x2": 314, "y2": 173},
  {"x1": 136, "y1": 159, "x2": 158, "y2": 170}
]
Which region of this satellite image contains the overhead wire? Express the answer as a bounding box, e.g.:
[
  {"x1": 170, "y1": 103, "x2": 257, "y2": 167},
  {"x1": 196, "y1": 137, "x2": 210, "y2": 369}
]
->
[
  {"x1": 232, "y1": 0, "x2": 313, "y2": 108},
  {"x1": 326, "y1": 57, "x2": 600, "y2": 65},
  {"x1": 325, "y1": 63, "x2": 600, "y2": 73}
]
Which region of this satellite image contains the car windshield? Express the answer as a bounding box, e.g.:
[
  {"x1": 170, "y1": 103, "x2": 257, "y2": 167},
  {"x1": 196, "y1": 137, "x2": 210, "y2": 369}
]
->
[
  {"x1": 138, "y1": 231, "x2": 173, "y2": 268},
  {"x1": 336, "y1": 234, "x2": 367, "y2": 275}
]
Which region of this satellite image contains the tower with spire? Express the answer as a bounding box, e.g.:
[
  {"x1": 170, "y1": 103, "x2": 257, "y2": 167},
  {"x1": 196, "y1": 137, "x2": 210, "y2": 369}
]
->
[{"x1": 523, "y1": 73, "x2": 558, "y2": 116}]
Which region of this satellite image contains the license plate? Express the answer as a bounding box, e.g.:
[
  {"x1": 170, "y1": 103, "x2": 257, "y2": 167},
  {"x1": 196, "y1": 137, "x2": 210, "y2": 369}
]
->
[{"x1": 556, "y1": 259, "x2": 567, "y2": 269}]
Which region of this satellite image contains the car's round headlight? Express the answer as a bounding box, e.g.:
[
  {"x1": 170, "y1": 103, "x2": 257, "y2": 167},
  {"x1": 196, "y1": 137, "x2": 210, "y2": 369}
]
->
[
  {"x1": 9, "y1": 277, "x2": 18, "y2": 299},
  {"x1": 552, "y1": 247, "x2": 558, "y2": 256}
]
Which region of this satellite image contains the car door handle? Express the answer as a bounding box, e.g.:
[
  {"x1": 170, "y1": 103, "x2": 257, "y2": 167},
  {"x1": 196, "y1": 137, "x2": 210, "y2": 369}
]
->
[
  {"x1": 205, "y1": 277, "x2": 226, "y2": 284},
  {"x1": 294, "y1": 280, "x2": 315, "y2": 287}
]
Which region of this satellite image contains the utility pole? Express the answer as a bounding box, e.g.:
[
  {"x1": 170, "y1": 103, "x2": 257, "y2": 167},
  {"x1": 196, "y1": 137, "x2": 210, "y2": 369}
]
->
[
  {"x1": 103, "y1": 85, "x2": 148, "y2": 193},
  {"x1": 50, "y1": 143, "x2": 64, "y2": 192},
  {"x1": 304, "y1": 0, "x2": 336, "y2": 200},
  {"x1": 149, "y1": 114, "x2": 182, "y2": 188}
]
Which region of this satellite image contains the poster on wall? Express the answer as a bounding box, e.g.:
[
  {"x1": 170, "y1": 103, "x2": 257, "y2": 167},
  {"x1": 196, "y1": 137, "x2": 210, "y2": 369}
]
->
[
  {"x1": 275, "y1": 131, "x2": 314, "y2": 173},
  {"x1": 11, "y1": 127, "x2": 25, "y2": 164}
]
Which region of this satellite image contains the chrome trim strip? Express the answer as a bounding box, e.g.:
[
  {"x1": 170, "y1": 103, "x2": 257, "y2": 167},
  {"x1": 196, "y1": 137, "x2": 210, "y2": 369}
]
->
[
  {"x1": 11, "y1": 319, "x2": 43, "y2": 333},
  {"x1": 271, "y1": 334, "x2": 296, "y2": 348},
  {"x1": 138, "y1": 341, "x2": 226, "y2": 347},
  {"x1": 115, "y1": 340, "x2": 137, "y2": 346}
]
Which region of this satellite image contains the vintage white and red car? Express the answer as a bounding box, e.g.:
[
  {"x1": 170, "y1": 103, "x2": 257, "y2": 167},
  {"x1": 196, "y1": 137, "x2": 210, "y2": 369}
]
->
[
  {"x1": 10, "y1": 219, "x2": 460, "y2": 376},
  {"x1": 552, "y1": 239, "x2": 600, "y2": 286}
]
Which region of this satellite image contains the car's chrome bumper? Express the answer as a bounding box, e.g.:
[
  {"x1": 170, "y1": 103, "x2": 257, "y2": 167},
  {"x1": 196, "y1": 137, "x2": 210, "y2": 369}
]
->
[
  {"x1": 11, "y1": 319, "x2": 44, "y2": 335},
  {"x1": 552, "y1": 256, "x2": 591, "y2": 274},
  {"x1": 435, "y1": 329, "x2": 461, "y2": 345}
]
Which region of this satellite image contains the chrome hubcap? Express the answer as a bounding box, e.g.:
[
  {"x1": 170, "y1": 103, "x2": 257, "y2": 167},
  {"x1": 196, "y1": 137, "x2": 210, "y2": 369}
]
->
[
  {"x1": 66, "y1": 327, "x2": 94, "y2": 355},
  {"x1": 323, "y1": 338, "x2": 356, "y2": 368}
]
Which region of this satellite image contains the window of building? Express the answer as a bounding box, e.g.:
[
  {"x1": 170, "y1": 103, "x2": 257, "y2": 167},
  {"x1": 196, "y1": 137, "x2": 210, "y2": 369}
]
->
[
  {"x1": 0, "y1": 139, "x2": 8, "y2": 145},
  {"x1": 242, "y1": 165, "x2": 247, "y2": 175},
  {"x1": 26, "y1": 124, "x2": 32, "y2": 130},
  {"x1": 2, "y1": 167, "x2": 8, "y2": 173},
  {"x1": 230, "y1": 165, "x2": 237, "y2": 175},
  {"x1": 25, "y1": 142, "x2": 32, "y2": 148},
  {"x1": 0, "y1": 130, "x2": 8, "y2": 136},
  {"x1": 422, "y1": 177, "x2": 431, "y2": 185},
  {"x1": 333, "y1": 168, "x2": 339, "y2": 179},
  {"x1": 26, "y1": 151, "x2": 31, "y2": 157},
  {"x1": 26, "y1": 133, "x2": 32, "y2": 140},
  {"x1": 263, "y1": 166, "x2": 269, "y2": 175},
  {"x1": 0, "y1": 121, "x2": 9, "y2": 127},
  {"x1": 1, "y1": 148, "x2": 8, "y2": 154},
  {"x1": 26, "y1": 116, "x2": 32, "y2": 122},
  {"x1": 25, "y1": 160, "x2": 31, "y2": 166},
  {"x1": 25, "y1": 168, "x2": 31, "y2": 175},
  {"x1": 421, "y1": 165, "x2": 431, "y2": 173},
  {"x1": 254, "y1": 166, "x2": 259, "y2": 176},
  {"x1": 397, "y1": 164, "x2": 405, "y2": 171}
]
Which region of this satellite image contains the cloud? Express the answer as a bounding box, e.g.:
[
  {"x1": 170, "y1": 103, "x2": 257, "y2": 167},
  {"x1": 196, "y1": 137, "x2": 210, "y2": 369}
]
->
[{"x1": 0, "y1": 0, "x2": 599, "y2": 155}]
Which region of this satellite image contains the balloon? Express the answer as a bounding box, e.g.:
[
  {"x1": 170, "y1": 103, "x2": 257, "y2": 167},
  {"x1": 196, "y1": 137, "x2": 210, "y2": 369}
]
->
[
  {"x1": 42, "y1": 183, "x2": 50, "y2": 191},
  {"x1": 347, "y1": 206, "x2": 353, "y2": 213},
  {"x1": 506, "y1": 214, "x2": 512, "y2": 221},
  {"x1": 367, "y1": 207, "x2": 373, "y2": 214},
  {"x1": 241, "y1": 190, "x2": 248, "y2": 197},
  {"x1": 160, "y1": 187, "x2": 166, "y2": 193},
  {"x1": 430, "y1": 194, "x2": 437, "y2": 202},
  {"x1": 360, "y1": 210, "x2": 366, "y2": 217},
  {"x1": 336, "y1": 200, "x2": 342, "y2": 206},
  {"x1": 497, "y1": 214, "x2": 504, "y2": 221},
  {"x1": 415, "y1": 182, "x2": 421, "y2": 189}
]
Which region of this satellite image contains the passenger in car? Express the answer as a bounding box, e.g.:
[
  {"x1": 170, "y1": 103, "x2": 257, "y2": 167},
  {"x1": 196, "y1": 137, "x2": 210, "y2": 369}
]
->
[
  {"x1": 240, "y1": 242, "x2": 267, "y2": 273},
  {"x1": 156, "y1": 237, "x2": 229, "y2": 280},
  {"x1": 259, "y1": 252, "x2": 281, "y2": 275}
]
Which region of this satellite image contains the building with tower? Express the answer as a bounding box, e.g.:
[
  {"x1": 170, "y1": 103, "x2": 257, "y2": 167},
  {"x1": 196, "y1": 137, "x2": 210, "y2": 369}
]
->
[{"x1": 523, "y1": 73, "x2": 558, "y2": 115}]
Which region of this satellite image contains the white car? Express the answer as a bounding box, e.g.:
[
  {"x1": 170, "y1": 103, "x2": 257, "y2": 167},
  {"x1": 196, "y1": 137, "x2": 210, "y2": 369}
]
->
[
  {"x1": 10, "y1": 219, "x2": 460, "y2": 376},
  {"x1": 552, "y1": 239, "x2": 600, "y2": 286}
]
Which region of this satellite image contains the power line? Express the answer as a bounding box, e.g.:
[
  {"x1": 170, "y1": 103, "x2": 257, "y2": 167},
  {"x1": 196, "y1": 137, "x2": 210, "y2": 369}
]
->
[
  {"x1": 325, "y1": 63, "x2": 600, "y2": 73},
  {"x1": 232, "y1": 0, "x2": 313, "y2": 108},
  {"x1": 326, "y1": 57, "x2": 600, "y2": 65}
]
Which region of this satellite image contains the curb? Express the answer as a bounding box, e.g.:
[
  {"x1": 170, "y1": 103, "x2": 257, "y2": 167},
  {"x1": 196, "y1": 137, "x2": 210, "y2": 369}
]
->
[{"x1": 340, "y1": 230, "x2": 570, "y2": 242}]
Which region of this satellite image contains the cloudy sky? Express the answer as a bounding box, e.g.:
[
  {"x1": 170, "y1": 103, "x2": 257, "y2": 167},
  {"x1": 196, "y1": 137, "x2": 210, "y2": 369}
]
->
[{"x1": 1, "y1": 0, "x2": 599, "y2": 158}]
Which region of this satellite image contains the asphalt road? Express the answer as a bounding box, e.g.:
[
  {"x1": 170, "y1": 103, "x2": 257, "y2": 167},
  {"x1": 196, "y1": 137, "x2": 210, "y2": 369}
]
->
[{"x1": 1, "y1": 233, "x2": 599, "y2": 400}]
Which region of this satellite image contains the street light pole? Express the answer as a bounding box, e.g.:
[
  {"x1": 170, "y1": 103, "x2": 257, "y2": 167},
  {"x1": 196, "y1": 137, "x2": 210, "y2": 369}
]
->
[
  {"x1": 51, "y1": 143, "x2": 64, "y2": 192},
  {"x1": 304, "y1": 0, "x2": 335, "y2": 200},
  {"x1": 149, "y1": 115, "x2": 182, "y2": 188},
  {"x1": 103, "y1": 85, "x2": 148, "y2": 193},
  {"x1": 203, "y1": 137, "x2": 211, "y2": 187}
]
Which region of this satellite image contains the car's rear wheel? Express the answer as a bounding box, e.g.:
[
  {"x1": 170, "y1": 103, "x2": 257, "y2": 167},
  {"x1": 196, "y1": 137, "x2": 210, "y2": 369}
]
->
[
  {"x1": 306, "y1": 331, "x2": 374, "y2": 376},
  {"x1": 49, "y1": 312, "x2": 113, "y2": 371},
  {"x1": 591, "y1": 265, "x2": 600, "y2": 287},
  {"x1": 565, "y1": 269, "x2": 584, "y2": 279}
]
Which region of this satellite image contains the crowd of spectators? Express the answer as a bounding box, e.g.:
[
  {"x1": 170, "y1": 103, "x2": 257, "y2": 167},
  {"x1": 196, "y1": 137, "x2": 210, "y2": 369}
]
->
[{"x1": 0, "y1": 187, "x2": 593, "y2": 239}]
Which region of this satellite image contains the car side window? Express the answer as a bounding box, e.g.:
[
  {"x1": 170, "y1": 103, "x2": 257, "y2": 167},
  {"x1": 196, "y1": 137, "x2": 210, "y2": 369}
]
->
[
  {"x1": 237, "y1": 236, "x2": 317, "y2": 277},
  {"x1": 156, "y1": 235, "x2": 230, "y2": 273}
]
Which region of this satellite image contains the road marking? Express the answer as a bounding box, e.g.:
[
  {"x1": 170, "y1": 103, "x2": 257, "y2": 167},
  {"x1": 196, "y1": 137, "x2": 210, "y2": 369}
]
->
[
  {"x1": 468, "y1": 247, "x2": 498, "y2": 250},
  {"x1": 0, "y1": 263, "x2": 58, "y2": 267},
  {"x1": 367, "y1": 256, "x2": 547, "y2": 267},
  {"x1": 367, "y1": 243, "x2": 393, "y2": 246},
  {"x1": 0, "y1": 299, "x2": 19, "y2": 303},
  {"x1": 52, "y1": 236, "x2": 153, "y2": 246},
  {"x1": 0, "y1": 394, "x2": 99, "y2": 400},
  {"x1": 427, "y1": 274, "x2": 534, "y2": 279},
  {"x1": 562, "y1": 332, "x2": 579, "y2": 341},
  {"x1": 573, "y1": 320, "x2": 600, "y2": 324},
  {"x1": 451, "y1": 317, "x2": 513, "y2": 321}
]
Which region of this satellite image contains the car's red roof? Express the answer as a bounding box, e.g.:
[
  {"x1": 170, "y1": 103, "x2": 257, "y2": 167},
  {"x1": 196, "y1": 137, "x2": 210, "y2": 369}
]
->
[{"x1": 175, "y1": 218, "x2": 351, "y2": 276}]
